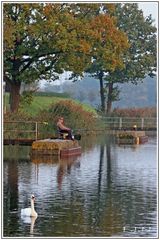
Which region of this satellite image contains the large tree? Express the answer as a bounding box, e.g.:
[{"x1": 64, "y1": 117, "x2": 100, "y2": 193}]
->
[
  {"x1": 69, "y1": 4, "x2": 130, "y2": 112},
  {"x1": 86, "y1": 3, "x2": 157, "y2": 114},
  {"x1": 83, "y1": 4, "x2": 129, "y2": 113},
  {"x1": 3, "y1": 3, "x2": 92, "y2": 112},
  {"x1": 88, "y1": 14, "x2": 129, "y2": 112},
  {"x1": 104, "y1": 3, "x2": 157, "y2": 113},
  {"x1": 4, "y1": 3, "x2": 130, "y2": 113}
]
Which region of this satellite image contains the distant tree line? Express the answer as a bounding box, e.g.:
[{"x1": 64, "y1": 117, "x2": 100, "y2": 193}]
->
[{"x1": 42, "y1": 75, "x2": 156, "y2": 109}]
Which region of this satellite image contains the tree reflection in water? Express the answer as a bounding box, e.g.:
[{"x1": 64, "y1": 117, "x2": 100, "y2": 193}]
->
[
  {"x1": 57, "y1": 157, "x2": 80, "y2": 190},
  {"x1": 3, "y1": 136, "x2": 157, "y2": 237}
]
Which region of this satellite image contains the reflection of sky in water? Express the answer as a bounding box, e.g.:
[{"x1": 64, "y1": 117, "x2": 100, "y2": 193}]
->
[{"x1": 114, "y1": 143, "x2": 157, "y2": 189}]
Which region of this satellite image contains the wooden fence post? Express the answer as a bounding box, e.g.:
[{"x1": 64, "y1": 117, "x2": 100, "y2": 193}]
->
[
  {"x1": 141, "y1": 118, "x2": 144, "y2": 130},
  {"x1": 119, "y1": 117, "x2": 122, "y2": 129},
  {"x1": 35, "y1": 122, "x2": 38, "y2": 140}
]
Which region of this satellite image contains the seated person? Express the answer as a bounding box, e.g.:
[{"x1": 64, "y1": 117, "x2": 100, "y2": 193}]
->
[{"x1": 57, "y1": 117, "x2": 73, "y2": 140}]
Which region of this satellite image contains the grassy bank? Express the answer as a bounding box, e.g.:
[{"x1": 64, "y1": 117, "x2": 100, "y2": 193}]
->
[
  {"x1": 4, "y1": 92, "x2": 97, "y2": 116},
  {"x1": 4, "y1": 93, "x2": 100, "y2": 139},
  {"x1": 4, "y1": 92, "x2": 156, "y2": 139},
  {"x1": 25, "y1": 96, "x2": 97, "y2": 116}
]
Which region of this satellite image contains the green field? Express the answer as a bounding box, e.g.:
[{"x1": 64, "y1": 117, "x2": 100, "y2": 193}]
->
[{"x1": 4, "y1": 92, "x2": 97, "y2": 116}]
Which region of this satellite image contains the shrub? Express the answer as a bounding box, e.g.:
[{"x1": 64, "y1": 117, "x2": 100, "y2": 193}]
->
[
  {"x1": 4, "y1": 111, "x2": 32, "y2": 122},
  {"x1": 36, "y1": 100, "x2": 98, "y2": 135}
]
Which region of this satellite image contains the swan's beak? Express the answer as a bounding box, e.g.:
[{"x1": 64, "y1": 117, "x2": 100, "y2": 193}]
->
[{"x1": 31, "y1": 195, "x2": 35, "y2": 201}]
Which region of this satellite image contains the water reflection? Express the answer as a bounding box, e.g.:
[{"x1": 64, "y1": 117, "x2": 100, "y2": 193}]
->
[
  {"x1": 8, "y1": 161, "x2": 18, "y2": 211},
  {"x1": 20, "y1": 215, "x2": 37, "y2": 235},
  {"x1": 3, "y1": 136, "x2": 157, "y2": 237},
  {"x1": 30, "y1": 154, "x2": 81, "y2": 190},
  {"x1": 57, "y1": 157, "x2": 80, "y2": 190}
]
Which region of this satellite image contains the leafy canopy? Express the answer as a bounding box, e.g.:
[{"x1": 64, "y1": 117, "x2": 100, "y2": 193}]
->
[
  {"x1": 4, "y1": 3, "x2": 93, "y2": 85},
  {"x1": 107, "y1": 3, "x2": 157, "y2": 84}
]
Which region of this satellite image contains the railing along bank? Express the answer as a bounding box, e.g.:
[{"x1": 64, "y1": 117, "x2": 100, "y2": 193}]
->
[
  {"x1": 3, "y1": 117, "x2": 157, "y2": 141},
  {"x1": 3, "y1": 121, "x2": 48, "y2": 140},
  {"x1": 99, "y1": 117, "x2": 157, "y2": 130}
]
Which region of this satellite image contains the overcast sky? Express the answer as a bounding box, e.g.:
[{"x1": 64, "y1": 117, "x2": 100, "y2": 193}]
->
[{"x1": 138, "y1": 2, "x2": 158, "y2": 27}]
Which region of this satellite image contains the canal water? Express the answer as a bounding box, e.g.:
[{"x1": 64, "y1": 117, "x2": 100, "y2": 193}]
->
[{"x1": 3, "y1": 135, "x2": 157, "y2": 237}]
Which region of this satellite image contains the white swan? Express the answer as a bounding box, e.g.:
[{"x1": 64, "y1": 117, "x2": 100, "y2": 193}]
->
[{"x1": 21, "y1": 195, "x2": 38, "y2": 217}]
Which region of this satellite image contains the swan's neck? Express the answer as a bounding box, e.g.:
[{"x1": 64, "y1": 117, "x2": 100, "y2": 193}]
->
[
  {"x1": 31, "y1": 199, "x2": 37, "y2": 216},
  {"x1": 31, "y1": 199, "x2": 35, "y2": 211}
]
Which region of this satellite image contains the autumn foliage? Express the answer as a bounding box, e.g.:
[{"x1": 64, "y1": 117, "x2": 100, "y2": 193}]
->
[{"x1": 3, "y1": 3, "x2": 129, "y2": 112}]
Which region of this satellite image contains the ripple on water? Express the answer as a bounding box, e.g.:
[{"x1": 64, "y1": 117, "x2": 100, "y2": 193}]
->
[{"x1": 3, "y1": 137, "x2": 157, "y2": 237}]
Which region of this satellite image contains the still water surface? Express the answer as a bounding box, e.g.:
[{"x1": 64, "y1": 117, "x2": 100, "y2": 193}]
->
[{"x1": 3, "y1": 135, "x2": 157, "y2": 237}]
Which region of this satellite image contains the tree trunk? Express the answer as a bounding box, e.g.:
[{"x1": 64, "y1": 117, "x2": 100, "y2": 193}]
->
[
  {"x1": 106, "y1": 82, "x2": 113, "y2": 114},
  {"x1": 9, "y1": 82, "x2": 21, "y2": 112},
  {"x1": 98, "y1": 71, "x2": 105, "y2": 112}
]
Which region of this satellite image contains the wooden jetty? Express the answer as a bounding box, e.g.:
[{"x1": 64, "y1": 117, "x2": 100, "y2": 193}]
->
[
  {"x1": 4, "y1": 138, "x2": 34, "y2": 146},
  {"x1": 116, "y1": 130, "x2": 148, "y2": 145},
  {"x1": 31, "y1": 139, "x2": 81, "y2": 157}
]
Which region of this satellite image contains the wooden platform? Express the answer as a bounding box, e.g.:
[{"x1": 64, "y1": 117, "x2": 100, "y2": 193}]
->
[
  {"x1": 31, "y1": 153, "x2": 81, "y2": 164},
  {"x1": 60, "y1": 147, "x2": 81, "y2": 157},
  {"x1": 139, "y1": 136, "x2": 148, "y2": 144},
  {"x1": 4, "y1": 139, "x2": 34, "y2": 146},
  {"x1": 31, "y1": 139, "x2": 81, "y2": 156},
  {"x1": 117, "y1": 130, "x2": 146, "y2": 137},
  {"x1": 116, "y1": 131, "x2": 148, "y2": 145}
]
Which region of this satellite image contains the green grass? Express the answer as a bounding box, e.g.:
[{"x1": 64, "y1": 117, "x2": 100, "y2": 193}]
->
[
  {"x1": 25, "y1": 96, "x2": 97, "y2": 116},
  {"x1": 4, "y1": 93, "x2": 97, "y2": 116},
  {"x1": 74, "y1": 99, "x2": 97, "y2": 113},
  {"x1": 22, "y1": 96, "x2": 62, "y2": 115}
]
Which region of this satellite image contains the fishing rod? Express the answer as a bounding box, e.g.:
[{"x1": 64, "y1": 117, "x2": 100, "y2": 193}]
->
[
  {"x1": 42, "y1": 122, "x2": 104, "y2": 132},
  {"x1": 42, "y1": 122, "x2": 90, "y2": 132}
]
